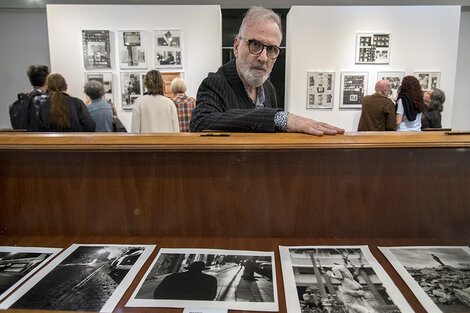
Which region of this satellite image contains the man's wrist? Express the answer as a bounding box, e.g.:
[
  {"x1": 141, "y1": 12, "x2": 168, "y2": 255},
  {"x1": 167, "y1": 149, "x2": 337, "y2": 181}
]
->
[{"x1": 274, "y1": 111, "x2": 288, "y2": 132}]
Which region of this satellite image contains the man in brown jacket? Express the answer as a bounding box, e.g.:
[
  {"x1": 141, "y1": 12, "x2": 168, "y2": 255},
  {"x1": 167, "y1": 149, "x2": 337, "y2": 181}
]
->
[{"x1": 358, "y1": 80, "x2": 397, "y2": 131}]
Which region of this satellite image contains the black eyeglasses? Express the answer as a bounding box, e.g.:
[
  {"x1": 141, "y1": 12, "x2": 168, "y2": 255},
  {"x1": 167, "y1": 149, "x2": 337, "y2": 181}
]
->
[{"x1": 238, "y1": 37, "x2": 281, "y2": 60}]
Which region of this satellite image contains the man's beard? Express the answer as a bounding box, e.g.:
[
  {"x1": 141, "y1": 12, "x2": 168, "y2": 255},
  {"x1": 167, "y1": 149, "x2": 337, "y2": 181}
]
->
[{"x1": 237, "y1": 58, "x2": 271, "y2": 88}]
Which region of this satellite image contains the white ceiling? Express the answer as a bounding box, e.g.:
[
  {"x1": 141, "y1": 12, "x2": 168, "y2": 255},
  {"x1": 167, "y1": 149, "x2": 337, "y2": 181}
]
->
[{"x1": 1, "y1": 0, "x2": 470, "y2": 9}]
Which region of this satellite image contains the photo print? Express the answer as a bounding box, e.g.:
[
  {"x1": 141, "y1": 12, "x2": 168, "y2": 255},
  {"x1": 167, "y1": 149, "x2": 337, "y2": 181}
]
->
[
  {"x1": 340, "y1": 72, "x2": 368, "y2": 109},
  {"x1": 154, "y1": 30, "x2": 182, "y2": 68},
  {"x1": 0, "y1": 244, "x2": 155, "y2": 313},
  {"x1": 377, "y1": 71, "x2": 405, "y2": 99},
  {"x1": 306, "y1": 72, "x2": 335, "y2": 109},
  {"x1": 379, "y1": 246, "x2": 470, "y2": 313},
  {"x1": 161, "y1": 72, "x2": 183, "y2": 98},
  {"x1": 127, "y1": 248, "x2": 278, "y2": 311},
  {"x1": 0, "y1": 246, "x2": 61, "y2": 302},
  {"x1": 82, "y1": 30, "x2": 111, "y2": 69},
  {"x1": 413, "y1": 72, "x2": 441, "y2": 91},
  {"x1": 356, "y1": 33, "x2": 391, "y2": 64},
  {"x1": 120, "y1": 71, "x2": 146, "y2": 110},
  {"x1": 279, "y1": 245, "x2": 413, "y2": 313},
  {"x1": 118, "y1": 30, "x2": 147, "y2": 69},
  {"x1": 85, "y1": 72, "x2": 114, "y2": 104}
]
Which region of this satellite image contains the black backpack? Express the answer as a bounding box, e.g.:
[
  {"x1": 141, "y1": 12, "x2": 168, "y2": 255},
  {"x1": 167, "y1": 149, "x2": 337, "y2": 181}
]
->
[{"x1": 9, "y1": 91, "x2": 40, "y2": 131}]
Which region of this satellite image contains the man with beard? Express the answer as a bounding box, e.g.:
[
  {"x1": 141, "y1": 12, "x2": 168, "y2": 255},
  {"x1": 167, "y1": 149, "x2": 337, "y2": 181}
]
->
[{"x1": 190, "y1": 6, "x2": 344, "y2": 136}]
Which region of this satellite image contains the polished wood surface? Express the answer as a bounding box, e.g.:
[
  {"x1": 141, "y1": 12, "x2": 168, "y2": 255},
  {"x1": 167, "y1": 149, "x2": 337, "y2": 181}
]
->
[{"x1": 0, "y1": 132, "x2": 469, "y2": 313}]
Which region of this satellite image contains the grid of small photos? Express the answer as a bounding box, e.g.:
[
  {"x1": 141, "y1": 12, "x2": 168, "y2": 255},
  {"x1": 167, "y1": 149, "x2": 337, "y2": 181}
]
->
[
  {"x1": 82, "y1": 29, "x2": 183, "y2": 110},
  {"x1": 1, "y1": 244, "x2": 468, "y2": 313}
]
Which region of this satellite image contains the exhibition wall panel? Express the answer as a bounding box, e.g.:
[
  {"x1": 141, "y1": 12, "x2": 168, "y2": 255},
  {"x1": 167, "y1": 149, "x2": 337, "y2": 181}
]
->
[
  {"x1": 285, "y1": 6, "x2": 460, "y2": 131},
  {"x1": 46, "y1": 4, "x2": 222, "y2": 130}
]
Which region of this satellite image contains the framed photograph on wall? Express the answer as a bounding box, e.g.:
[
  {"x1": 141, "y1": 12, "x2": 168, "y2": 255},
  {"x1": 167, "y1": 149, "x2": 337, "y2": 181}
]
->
[
  {"x1": 306, "y1": 72, "x2": 335, "y2": 109},
  {"x1": 340, "y1": 72, "x2": 368, "y2": 109},
  {"x1": 377, "y1": 71, "x2": 405, "y2": 99},
  {"x1": 160, "y1": 72, "x2": 184, "y2": 98},
  {"x1": 413, "y1": 71, "x2": 441, "y2": 91},
  {"x1": 356, "y1": 33, "x2": 391, "y2": 64},
  {"x1": 120, "y1": 71, "x2": 146, "y2": 110},
  {"x1": 154, "y1": 30, "x2": 182, "y2": 69},
  {"x1": 85, "y1": 72, "x2": 114, "y2": 104},
  {"x1": 117, "y1": 30, "x2": 147, "y2": 69},
  {"x1": 82, "y1": 30, "x2": 112, "y2": 69}
]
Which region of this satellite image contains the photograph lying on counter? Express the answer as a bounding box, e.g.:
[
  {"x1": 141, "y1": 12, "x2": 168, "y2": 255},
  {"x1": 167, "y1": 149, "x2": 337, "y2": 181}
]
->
[
  {"x1": 0, "y1": 244, "x2": 155, "y2": 313},
  {"x1": 413, "y1": 71, "x2": 441, "y2": 92},
  {"x1": 379, "y1": 246, "x2": 470, "y2": 313},
  {"x1": 306, "y1": 72, "x2": 335, "y2": 109},
  {"x1": 279, "y1": 245, "x2": 413, "y2": 313},
  {"x1": 0, "y1": 246, "x2": 62, "y2": 302},
  {"x1": 126, "y1": 248, "x2": 278, "y2": 311}
]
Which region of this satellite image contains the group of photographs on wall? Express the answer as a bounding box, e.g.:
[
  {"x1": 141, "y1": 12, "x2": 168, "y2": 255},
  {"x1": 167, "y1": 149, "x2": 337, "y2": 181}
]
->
[
  {"x1": 1, "y1": 244, "x2": 468, "y2": 312},
  {"x1": 307, "y1": 71, "x2": 441, "y2": 110},
  {"x1": 82, "y1": 29, "x2": 183, "y2": 110},
  {"x1": 356, "y1": 33, "x2": 391, "y2": 64}
]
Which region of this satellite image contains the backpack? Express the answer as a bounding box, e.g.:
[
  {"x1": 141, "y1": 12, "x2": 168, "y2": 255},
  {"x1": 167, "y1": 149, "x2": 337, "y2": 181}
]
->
[{"x1": 9, "y1": 91, "x2": 40, "y2": 130}]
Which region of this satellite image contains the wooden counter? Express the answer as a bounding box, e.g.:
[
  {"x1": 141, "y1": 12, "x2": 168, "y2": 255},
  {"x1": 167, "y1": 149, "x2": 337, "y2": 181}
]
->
[{"x1": 0, "y1": 131, "x2": 469, "y2": 313}]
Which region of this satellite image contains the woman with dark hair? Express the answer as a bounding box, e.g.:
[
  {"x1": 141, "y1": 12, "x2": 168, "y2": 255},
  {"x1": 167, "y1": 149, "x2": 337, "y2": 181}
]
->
[
  {"x1": 38, "y1": 73, "x2": 95, "y2": 132},
  {"x1": 395, "y1": 76, "x2": 426, "y2": 131},
  {"x1": 131, "y1": 70, "x2": 179, "y2": 133},
  {"x1": 422, "y1": 88, "x2": 445, "y2": 129}
]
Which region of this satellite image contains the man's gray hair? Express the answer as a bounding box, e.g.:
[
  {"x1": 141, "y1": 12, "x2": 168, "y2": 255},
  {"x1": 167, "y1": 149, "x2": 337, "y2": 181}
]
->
[
  {"x1": 238, "y1": 6, "x2": 282, "y2": 39},
  {"x1": 84, "y1": 80, "x2": 105, "y2": 100}
]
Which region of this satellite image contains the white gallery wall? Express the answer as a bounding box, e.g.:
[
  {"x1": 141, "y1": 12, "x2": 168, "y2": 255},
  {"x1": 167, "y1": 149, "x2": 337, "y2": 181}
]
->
[
  {"x1": 46, "y1": 4, "x2": 221, "y2": 130},
  {"x1": 285, "y1": 6, "x2": 461, "y2": 131}
]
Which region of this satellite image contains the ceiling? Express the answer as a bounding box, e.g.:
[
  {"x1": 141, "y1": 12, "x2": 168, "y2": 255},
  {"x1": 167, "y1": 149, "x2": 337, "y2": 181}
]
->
[{"x1": 1, "y1": 0, "x2": 470, "y2": 9}]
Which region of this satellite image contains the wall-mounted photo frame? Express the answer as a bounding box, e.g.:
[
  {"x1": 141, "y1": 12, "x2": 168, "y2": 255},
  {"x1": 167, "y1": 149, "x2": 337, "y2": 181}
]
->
[
  {"x1": 356, "y1": 33, "x2": 391, "y2": 64},
  {"x1": 84, "y1": 72, "x2": 114, "y2": 104},
  {"x1": 120, "y1": 71, "x2": 146, "y2": 110},
  {"x1": 340, "y1": 72, "x2": 368, "y2": 109},
  {"x1": 306, "y1": 72, "x2": 335, "y2": 109},
  {"x1": 377, "y1": 71, "x2": 405, "y2": 99},
  {"x1": 160, "y1": 72, "x2": 184, "y2": 98},
  {"x1": 82, "y1": 30, "x2": 112, "y2": 70},
  {"x1": 154, "y1": 30, "x2": 182, "y2": 69},
  {"x1": 117, "y1": 30, "x2": 147, "y2": 69},
  {"x1": 413, "y1": 71, "x2": 441, "y2": 91}
]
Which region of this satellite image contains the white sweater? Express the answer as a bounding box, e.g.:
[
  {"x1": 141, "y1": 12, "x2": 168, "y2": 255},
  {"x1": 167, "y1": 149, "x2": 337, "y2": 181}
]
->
[{"x1": 131, "y1": 95, "x2": 180, "y2": 133}]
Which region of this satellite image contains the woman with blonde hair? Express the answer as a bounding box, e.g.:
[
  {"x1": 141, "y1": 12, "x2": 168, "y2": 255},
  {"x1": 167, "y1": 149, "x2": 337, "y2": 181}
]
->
[
  {"x1": 171, "y1": 77, "x2": 196, "y2": 132},
  {"x1": 38, "y1": 73, "x2": 95, "y2": 131},
  {"x1": 131, "y1": 70, "x2": 179, "y2": 133}
]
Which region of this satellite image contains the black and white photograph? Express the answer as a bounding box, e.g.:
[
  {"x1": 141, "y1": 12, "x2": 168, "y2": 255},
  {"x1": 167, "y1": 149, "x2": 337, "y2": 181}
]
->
[
  {"x1": 379, "y1": 246, "x2": 470, "y2": 313},
  {"x1": 118, "y1": 30, "x2": 147, "y2": 69},
  {"x1": 413, "y1": 72, "x2": 441, "y2": 91},
  {"x1": 306, "y1": 72, "x2": 335, "y2": 109},
  {"x1": 154, "y1": 30, "x2": 182, "y2": 68},
  {"x1": 377, "y1": 71, "x2": 405, "y2": 99},
  {"x1": 279, "y1": 245, "x2": 413, "y2": 313},
  {"x1": 120, "y1": 71, "x2": 145, "y2": 110},
  {"x1": 356, "y1": 33, "x2": 391, "y2": 64},
  {"x1": 85, "y1": 72, "x2": 114, "y2": 103},
  {"x1": 0, "y1": 244, "x2": 154, "y2": 313},
  {"x1": 126, "y1": 248, "x2": 278, "y2": 311},
  {"x1": 340, "y1": 72, "x2": 368, "y2": 109},
  {"x1": 82, "y1": 30, "x2": 111, "y2": 69},
  {"x1": 0, "y1": 246, "x2": 61, "y2": 302}
]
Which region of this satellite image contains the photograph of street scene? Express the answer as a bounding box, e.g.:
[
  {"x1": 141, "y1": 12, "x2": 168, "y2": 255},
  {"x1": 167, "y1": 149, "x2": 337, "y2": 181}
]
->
[
  {"x1": 380, "y1": 246, "x2": 470, "y2": 313},
  {"x1": 127, "y1": 248, "x2": 278, "y2": 311},
  {"x1": 0, "y1": 244, "x2": 154, "y2": 313},
  {"x1": 0, "y1": 246, "x2": 61, "y2": 302},
  {"x1": 280, "y1": 246, "x2": 412, "y2": 313}
]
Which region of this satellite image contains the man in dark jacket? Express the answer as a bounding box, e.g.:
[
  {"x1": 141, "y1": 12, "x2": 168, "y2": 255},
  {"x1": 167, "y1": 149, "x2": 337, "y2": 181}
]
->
[
  {"x1": 190, "y1": 6, "x2": 344, "y2": 136},
  {"x1": 358, "y1": 80, "x2": 397, "y2": 131}
]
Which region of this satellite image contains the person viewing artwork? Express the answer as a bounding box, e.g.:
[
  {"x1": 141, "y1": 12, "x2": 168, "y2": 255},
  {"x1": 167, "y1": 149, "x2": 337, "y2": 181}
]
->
[
  {"x1": 38, "y1": 73, "x2": 95, "y2": 132},
  {"x1": 83, "y1": 81, "x2": 115, "y2": 132},
  {"x1": 395, "y1": 76, "x2": 426, "y2": 131},
  {"x1": 357, "y1": 80, "x2": 396, "y2": 131},
  {"x1": 171, "y1": 77, "x2": 196, "y2": 132},
  {"x1": 131, "y1": 69, "x2": 179, "y2": 133},
  {"x1": 421, "y1": 88, "x2": 445, "y2": 129},
  {"x1": 190, "y1": 6, "x2": 344, "y2": 136}
]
